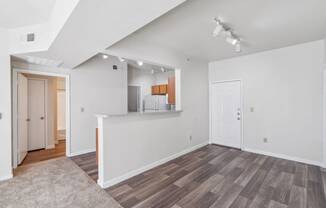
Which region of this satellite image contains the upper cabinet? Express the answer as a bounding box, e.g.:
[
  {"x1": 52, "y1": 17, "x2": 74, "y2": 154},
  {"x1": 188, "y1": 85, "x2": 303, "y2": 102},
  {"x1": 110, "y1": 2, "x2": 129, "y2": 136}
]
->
[
  {"x1": 152, "y1": 84, "x2": 168, "y2": 95},
  {"x1": 167, "y1": 76, "x2": 175, "y2": 104},
  {"x1": 159, "y1": 84, "x2": 167, "y2": 94},
  {"x1": 152, "y1": 85, "x2": 160, "y2": 95}
]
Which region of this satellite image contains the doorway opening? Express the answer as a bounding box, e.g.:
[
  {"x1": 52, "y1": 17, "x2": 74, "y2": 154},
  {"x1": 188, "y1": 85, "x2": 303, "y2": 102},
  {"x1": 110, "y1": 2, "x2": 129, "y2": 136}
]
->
[{"x1": 12, "y1": 69, "x2": 70, "y2": 168}]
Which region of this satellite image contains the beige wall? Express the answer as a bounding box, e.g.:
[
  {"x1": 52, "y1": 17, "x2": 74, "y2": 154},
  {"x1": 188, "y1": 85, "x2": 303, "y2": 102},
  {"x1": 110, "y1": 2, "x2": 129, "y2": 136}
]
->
[{"x1": 56, "y1": 78, "x2": 66, "y2": 131}]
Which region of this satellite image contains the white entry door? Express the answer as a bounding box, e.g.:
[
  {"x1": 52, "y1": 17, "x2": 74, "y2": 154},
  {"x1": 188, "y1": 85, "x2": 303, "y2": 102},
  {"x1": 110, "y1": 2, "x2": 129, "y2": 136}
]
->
[
  {"x1": 17, "y1": 73, "x2": 28, "y2": 164},
  {"x1": 28, "y1": 79, "x2": 46, "y2": 151},
  {"x1": 211, "y1": 81, "x2": 242, "y2": 148}
]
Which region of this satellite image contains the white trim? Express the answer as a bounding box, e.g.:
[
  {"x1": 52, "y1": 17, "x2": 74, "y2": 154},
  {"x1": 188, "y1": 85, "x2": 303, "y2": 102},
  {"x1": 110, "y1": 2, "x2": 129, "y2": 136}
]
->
[
  {"x1": 27, "y1": 77, "x2": 48, "y2": 150},
  {"x1": 12, "y1": 68, "x2": 71, "y2": 169},
  {"x1": 175, "y1": 69, "x2": 182, "y2": 111},
  {"x1": 128, "y1": 84, "x2": 143, "y2": 113},
  {"x1": 243, "y1": 147, "x2": 324, "y2": 167},
  {"x1": 68, "y1": 148, "x2": 96, "y2": 157},
  {"x1": 97, "y1": 116, "x2": 106, "y2": 188},
  {"x1": 99, "y1": 142, "x2": 208, "y2": 189},
  {"x1": 323, "y1": 68, "x2": 326, "y2": 168},
  {"x1": 209, "y1": 79, "x2": 244, "y2": 150},
  {"x1": 0, "y1": 173, "x2": 13, "y2": 182}
]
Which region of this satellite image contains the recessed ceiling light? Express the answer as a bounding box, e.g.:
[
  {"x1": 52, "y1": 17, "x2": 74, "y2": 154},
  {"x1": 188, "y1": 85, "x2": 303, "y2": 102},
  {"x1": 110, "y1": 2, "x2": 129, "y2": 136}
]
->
[
  {"x1": 102, "y1": 54, "x2": 109, "y2": 59},
  {"x1": 137, "y1": 61, "x2": 143, "y2": 66}
]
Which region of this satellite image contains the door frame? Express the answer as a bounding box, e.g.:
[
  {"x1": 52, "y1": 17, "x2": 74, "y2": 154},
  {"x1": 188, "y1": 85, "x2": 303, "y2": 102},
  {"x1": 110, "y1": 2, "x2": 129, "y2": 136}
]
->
[
  {"x1": 27, "y1": 77, "x2": 48, "y2": 151},
  {"x1": 12, "y1": 68, "x2": 71, "y2": 168},
  {"x1": 209, "y1": 79, "x2": 244, "y2": 150},
  {"x1": 128, "y1": 84, "x2": 143, "y2": 113}
]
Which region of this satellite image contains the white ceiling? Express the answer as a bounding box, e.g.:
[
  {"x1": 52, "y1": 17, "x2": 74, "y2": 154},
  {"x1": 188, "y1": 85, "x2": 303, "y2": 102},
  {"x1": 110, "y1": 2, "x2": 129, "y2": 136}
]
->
[
  {"x1": 111, "y1": 0, "x2": 326, "y2": 61},
  {"x1": 29, "y1": 0, "x2": 186, "y2": 68},
  {"x1": 0, "y1": 0, "x2": 56, "y2": 28}
]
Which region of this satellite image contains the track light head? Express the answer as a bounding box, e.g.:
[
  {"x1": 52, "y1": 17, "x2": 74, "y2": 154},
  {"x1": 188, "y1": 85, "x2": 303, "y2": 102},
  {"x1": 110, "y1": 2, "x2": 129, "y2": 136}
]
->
[
  {"x1": 212, "y1": 17, "x2": 243, "y2": 53},
  {"x1": 213, "y1": 18, "x2": 225, "y2": 37},
  {"x1": 235, "y1": 43, "x2": 241, "y2": 53},
  {"x1": 213, "y1": 24, "x2": 224, "y2": 37},
  {"x1": 226, "y1": 36, "x2": 240, "y2": 45}
]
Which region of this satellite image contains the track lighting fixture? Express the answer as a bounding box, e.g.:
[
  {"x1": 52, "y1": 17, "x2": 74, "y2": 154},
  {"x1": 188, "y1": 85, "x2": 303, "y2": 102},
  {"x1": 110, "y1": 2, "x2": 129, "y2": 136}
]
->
[
  {"x1": 213, "y1": 18, "x2": 225, "y2": 37},
  {"x1": 213, "y1": 17, "x2": 243, "y2": 53},
  {"x1": 226, "y1": 36, "x2": 239, "y2": 45}
]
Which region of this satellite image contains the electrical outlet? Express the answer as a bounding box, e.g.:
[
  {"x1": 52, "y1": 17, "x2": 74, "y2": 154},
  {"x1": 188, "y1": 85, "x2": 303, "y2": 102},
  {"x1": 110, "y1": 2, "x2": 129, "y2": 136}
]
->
[
  {"x1": 263, "y1": 138, "x2": 268, "y2": 143},
  {"x1": 250, "y1": 107, "x2": 254, "y2": 112},
  {"x1": 81, "y1": 107, "x2": 85, "y2": 112}
]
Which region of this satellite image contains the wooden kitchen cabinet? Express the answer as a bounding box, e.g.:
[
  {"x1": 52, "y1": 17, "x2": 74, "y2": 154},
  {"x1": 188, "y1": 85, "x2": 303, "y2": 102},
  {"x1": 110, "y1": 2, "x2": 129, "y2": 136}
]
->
[
  {"x1": 152, "y1": 84, "x2": 168, "y2": 95},
  {"x1": 152, "y1": 85, "x2": 160, "y2": 95},
  {"x1": 168, "y1": 76, "x2": 175, "y2": 104},
  {"x1": 159, "y1": 84, "x2": 167, "y2": 94}
]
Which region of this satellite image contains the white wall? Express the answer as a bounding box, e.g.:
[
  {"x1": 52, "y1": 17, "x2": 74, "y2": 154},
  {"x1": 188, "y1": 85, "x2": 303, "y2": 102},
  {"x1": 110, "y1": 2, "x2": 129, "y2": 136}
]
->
[
  {"x1": 128, "y1": 65, "x2": 155, "y2": 97},
  {"x1": 100, "y1": 40, "x2": 209, "y2": 186},
  {"x1": 154, "y1": 70, "x2": 174, "y2": 85},
  {"x1": 209, "y1": 40, "x2": 325, "y2": 165},
  {"x1": 69, "y1": 55, "x2": 128, "y2": 154},
  {"x1": 12, "y1": 55, "x2": 128, "y2": 156},
  {"x1": 0, "y1": 29, "x2": 12, "y2": 180}
]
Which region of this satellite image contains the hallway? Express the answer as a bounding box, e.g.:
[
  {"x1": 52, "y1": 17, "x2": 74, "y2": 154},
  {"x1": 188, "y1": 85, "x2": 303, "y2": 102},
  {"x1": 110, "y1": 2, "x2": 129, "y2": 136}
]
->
[{"x1": 19, "y1": 140, "x2": 66, "y2": 166}]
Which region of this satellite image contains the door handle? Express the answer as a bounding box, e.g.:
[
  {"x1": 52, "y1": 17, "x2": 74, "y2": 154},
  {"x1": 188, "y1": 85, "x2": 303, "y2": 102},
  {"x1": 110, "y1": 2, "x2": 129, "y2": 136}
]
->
[{"x1": 40, "y1": 116, "x2": 45, "y2": 120}]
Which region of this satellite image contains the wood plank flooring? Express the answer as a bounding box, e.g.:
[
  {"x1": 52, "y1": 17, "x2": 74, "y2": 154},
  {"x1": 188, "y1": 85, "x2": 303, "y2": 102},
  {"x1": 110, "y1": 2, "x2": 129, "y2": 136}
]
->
[
  {"x1": 70, "y1": 152, "x2": 98, "y2": 181},
  {"x1": 104, "y1": 145, "x2": 326, "y2": 208},
  {"x1": 19, "y1": 140, "x2": 66, "y2": 166}
]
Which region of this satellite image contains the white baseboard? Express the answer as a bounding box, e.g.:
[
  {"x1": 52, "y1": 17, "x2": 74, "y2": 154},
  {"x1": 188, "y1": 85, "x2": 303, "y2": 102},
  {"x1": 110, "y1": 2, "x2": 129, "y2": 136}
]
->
[
  {"x1": 46, "y1": 144, "x2": 55, "y2": 149},
  {"x1": 0, "y1": 173, "x2": 13, "y2": 182},
  {"x1": 242, "y1": 147, "x2": 324, "y2": 167},
  {"x1": 99, "y1": 142, "x2": 208, "y2": 189},
  {"x1": 68, "y1": 148, "x2": 96, "y2": 157}
]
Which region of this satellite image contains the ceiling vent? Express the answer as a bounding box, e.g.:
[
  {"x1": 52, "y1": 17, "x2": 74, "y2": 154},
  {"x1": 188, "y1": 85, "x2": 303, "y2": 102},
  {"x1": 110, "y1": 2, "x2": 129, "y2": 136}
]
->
[{"x1": 26, "y1": 33, "x2": 35, "y2": 42}]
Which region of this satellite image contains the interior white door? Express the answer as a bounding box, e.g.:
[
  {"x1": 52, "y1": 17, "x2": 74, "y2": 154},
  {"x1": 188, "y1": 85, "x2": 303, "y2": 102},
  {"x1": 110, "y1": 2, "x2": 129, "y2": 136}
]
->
[
  {"x1": 211, "y1": 81, "x2": 241, "y2": 148},
  {"x1": 17, "y1": 73, "x2": 28, "y2": 164},
  {"x1": 28, "y1": 79, "x2": 46, "y2": 151}
]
